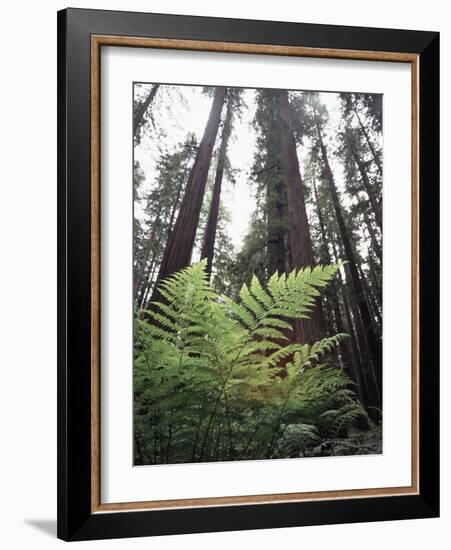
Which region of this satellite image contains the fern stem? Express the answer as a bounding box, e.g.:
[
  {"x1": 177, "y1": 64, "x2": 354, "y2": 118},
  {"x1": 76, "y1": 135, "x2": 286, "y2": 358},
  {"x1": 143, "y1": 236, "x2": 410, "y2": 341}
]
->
[
  {"x1": 191, "y1": 396, "x2": 209, "y2": 460},
  {"x1": 198, "y1": 342, "x2": 248, "y2": 461},
  {"x1": 242, "y1": 418, "x2": 265, "y2": 457},
  {"x1": 223, "y1": 390, "x2": 234, "y2": 458},
  {"x1": 266, "y1": 390, "x2": 293, "y2": 458},
  {"x1": 197, "y1": 382, "x2": 226, "y2": 461}
]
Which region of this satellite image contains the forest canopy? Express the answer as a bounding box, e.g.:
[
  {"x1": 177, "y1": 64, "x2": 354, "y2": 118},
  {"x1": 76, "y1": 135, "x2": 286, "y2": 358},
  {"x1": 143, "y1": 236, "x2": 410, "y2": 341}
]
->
[{"x1": 133, "y1": 84, "x2": 383, "y2": 465}]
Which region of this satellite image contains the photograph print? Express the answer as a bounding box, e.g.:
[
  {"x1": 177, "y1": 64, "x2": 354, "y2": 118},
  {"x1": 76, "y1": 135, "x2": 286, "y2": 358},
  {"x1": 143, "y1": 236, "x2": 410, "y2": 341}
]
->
[{"x1": 133, "y1": 83, "x2": 383, "y2": 466}]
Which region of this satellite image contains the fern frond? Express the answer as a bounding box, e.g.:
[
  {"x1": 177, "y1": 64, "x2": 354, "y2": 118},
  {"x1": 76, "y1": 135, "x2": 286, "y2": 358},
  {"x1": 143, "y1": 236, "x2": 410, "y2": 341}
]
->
[{"x1": 133, "y1": 260, "x2": 369, "y2": 466}]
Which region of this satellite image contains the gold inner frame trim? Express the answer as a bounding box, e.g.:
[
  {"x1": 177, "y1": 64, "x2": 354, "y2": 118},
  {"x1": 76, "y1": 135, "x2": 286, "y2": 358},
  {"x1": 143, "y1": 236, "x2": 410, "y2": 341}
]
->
[{"x1": 90, "y1": 34, "x2": 420, "y2": 514}]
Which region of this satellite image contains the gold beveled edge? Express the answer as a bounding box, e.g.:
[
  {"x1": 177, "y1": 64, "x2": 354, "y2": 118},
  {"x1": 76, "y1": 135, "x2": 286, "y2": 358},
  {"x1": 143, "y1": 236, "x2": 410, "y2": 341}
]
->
[
  {"x1": 96, "y1": 485, "x2": 418, "y2": 513},
  {"x1": 90, "y1": 34, "x2": 420, "y2": 514},
  {"x1": 91, "y1": 35, "x2": 101, "y2": 513},
  {"x1": 92, "y1": 34, "x2": 418, "y2": 63}
]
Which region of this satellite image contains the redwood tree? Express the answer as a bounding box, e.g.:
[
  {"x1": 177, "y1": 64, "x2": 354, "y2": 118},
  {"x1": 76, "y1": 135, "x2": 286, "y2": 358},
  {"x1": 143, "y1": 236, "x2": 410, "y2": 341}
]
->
[
  {"x1": 314, "y1": 112, "x2": 382, "y2": 411},
  {"x1": 152, "y1": 86, "x2": 227, "y2": 295},
  {"x1": 200, "y1": 95, "x2": 234, "y2": 277},
  {"x1": 252, "y1": 89, "x2": 288, "y2": 279},
  {"x1": 277, "y1": 89, "x2": 324, "y2": 343}
]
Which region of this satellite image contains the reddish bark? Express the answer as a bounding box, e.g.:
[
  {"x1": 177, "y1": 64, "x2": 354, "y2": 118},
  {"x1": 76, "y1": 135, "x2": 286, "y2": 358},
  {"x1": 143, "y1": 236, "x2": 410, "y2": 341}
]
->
[
  {"x1": 316, "y1": 120, "x2": 382, "y2": 410},
  {"x1": 200, "y1": 98, "x2": 233, "y2": 277},
  {"x1": 277, "y1": 89, "x2": 324, "y2": 343},
  {"x1": 153, "y1": 87, "x2": 227, "y2": 292},
  {"x1": 267, "y1": 178, "x2": 287, "y2": 277}
]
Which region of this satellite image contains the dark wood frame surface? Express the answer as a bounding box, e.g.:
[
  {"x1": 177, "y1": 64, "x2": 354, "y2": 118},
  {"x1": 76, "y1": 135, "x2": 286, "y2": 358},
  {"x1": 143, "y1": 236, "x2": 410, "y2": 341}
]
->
[{"x1": 58, "y1": 7, "x2": 439, "y2": 541}]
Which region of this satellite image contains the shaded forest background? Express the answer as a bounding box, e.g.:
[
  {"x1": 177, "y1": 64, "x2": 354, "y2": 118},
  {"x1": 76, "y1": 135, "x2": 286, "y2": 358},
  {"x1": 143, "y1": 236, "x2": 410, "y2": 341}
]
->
[{"x1": 133, "y1": 84, "x2": 383, "y2": 465}]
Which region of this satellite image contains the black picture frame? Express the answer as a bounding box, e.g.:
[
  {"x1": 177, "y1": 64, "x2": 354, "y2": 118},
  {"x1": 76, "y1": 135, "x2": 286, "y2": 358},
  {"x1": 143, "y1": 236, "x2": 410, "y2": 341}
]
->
[{"x1": 57, "y1": 7, "x2": 439, "y2": 541}]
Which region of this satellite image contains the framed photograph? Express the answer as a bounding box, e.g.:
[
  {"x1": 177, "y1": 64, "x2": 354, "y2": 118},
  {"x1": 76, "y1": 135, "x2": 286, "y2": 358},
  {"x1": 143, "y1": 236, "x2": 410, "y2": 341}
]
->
[{"x1": 57, "y1": 8, "x2": 439, "y2": 541}]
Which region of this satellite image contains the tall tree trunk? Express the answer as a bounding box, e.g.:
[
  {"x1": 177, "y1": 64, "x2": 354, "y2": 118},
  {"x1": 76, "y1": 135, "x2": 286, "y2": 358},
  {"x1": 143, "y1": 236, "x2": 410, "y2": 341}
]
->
[
  {"x1": 167, "y1": 162, "x2": 189, "y2": 239},
  {"x1": 351, "y1": 102, "x2": 382, "y2": 175},
  {"x1": 153, "y1": 87, "x2": 227, "y2": 294},
  {"x1": 323, "y1": 202, "x2": 368, "y2": 406},
  {"x1": 138, "y1": 258, "x2": 156, "y2": 308},
  {"x1": 362, "y1": 211, "x2": 382, "y2": 262},
  {"x1": 141, "y1": 261, "x2": 158, "y2": 308},
  {"x1": 267, "y1": 178, "x2": 287, "y2": 277},
  {"x1": 201, "y1": 99, "x2": 233, "y2": 277},
  {"x1": 368, "y1": 252, "x2": 382, "y2": 305},
  {"x1": 362, "y1": 254, "x2": 383, "y2": 330},
  {"x1": 312, "y1": 178, "x2": 349, "y2": 370},
  {"x1": 332, "y1": 234, "x2": 378, "y2": 412},
  {"x1": 346, "y1": 132, "x2": 382, "y2": 230},
  {"x1": 328, "y1": 234, "x2": 369, "y2": 406},
  {"x1": 277, "y1": 89, "x2": 323, "y2": 343},
  {"x1": 339, "y1": 288, "x2": 369, "y2": 407},
  {"x1": 134, "y1": 84, "x2": 160, "y2": 138},
  {"x1": 316, "y1": 120, "x2": 382, "y2": 411},
  {"x1": 344, "y1": 262, "x2": 379, "y2": 415},
  {"x1": 357, "y1": 262, "x2": 382, "y2": 331}
]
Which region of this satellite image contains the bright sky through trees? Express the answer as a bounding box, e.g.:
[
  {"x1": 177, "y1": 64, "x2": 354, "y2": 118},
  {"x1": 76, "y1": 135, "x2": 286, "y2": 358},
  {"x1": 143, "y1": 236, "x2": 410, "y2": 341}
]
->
[{"x1": 134, "y1": 85, "x2": 346, "y2": 251}]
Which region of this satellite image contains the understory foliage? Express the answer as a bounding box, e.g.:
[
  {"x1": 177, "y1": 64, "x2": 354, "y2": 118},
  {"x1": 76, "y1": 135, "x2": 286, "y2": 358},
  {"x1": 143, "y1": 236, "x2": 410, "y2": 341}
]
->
[{"x1": 134, "y1": 261, "x2": 371, "y2": 465}]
